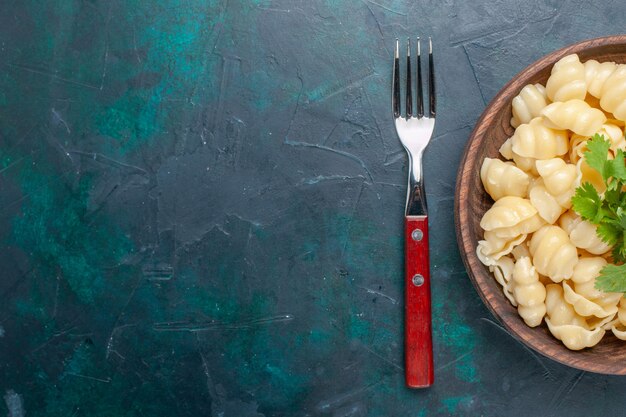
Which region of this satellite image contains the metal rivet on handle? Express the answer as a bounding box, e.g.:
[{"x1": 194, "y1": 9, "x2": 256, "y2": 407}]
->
[
  {"x1": 411, "y1": 228, "x2": 423, "y2": 241},
  {"x1": 412, "y1": 274, "x2": 424, "y2": 286}
]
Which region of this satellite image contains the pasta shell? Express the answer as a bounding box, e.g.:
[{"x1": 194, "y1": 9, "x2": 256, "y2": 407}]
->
[
  {"x1": 541, "y1": 99, "x2": 606, "y2": 136},
  {"x1": 511, "y1": 118, "x2": 568, "y2": 159},
  {"x1": 529, "y1": 179, "x2": 564, "y2": 224},
  {"x1": 529, "y1": 225, "x2": 578, "y2": 282},
  {"x1": 511, "y1": 83, "x2": 549, "y2": 128},
  {"x1": 584, "y1": 59, "x2": 618, "y2": 98},
  {"x1": 600, "y1": 64, "x2": 626, "y2": 121},
  {"x1": 476, "y1": 231, "x2": 526, "y2": 265},
  {"x1": 535, "y1": 159, "x2": 577, "y2": 197},
  {"x1": 480, "y1": 158, "x2": 530, "y2": 200},
  {"x1": 569, "y1": 219, "x2": 612, "y2": 255},
  {"x1": 545, "y1": 284, "x2": 585, "y2": 326},
  {"x1": 480, "y1": 197, "x2": 538, "y2": 231},
  {"x1": 512, "y1": 257, "x2": 546, "y2": 327},
  {"x1": 545, "y1": 319, "x2": 604, "y2": 350},
  {"x1": 563, "y1": 282, "x2": 618, "y2": 318},
  {"x1": 545, "y1": 54, "x2": 587, "y2": 102}
]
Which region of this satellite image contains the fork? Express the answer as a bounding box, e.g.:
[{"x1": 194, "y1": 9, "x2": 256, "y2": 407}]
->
[{"x1": 392, "y1": 37, "x2": 436, "y2": 388}]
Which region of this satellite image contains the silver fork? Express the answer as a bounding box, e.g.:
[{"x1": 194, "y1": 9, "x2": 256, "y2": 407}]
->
[{"x1": 392, "y1": 37, "x2": 436, "y2": 389}]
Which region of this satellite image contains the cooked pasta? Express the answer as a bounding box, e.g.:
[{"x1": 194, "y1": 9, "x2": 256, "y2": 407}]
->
[
  {"x1": 476, "y1": 53, "x2": 626, "y2": 350},
  {"x1": 529, "y1": 179, "x2": 564, "y2": 224},
  {"x1": 584, "y1": 59, "x2": 618, "y2": 98},
  {"x1": 545, "y1": 54, "x2": 587, "y2": 102},
  {"x1": 563, "y1": 281, "x2": 618, "y2": 318},
  {"x1": 535, "y1": 158, "x2": 577, "y2": 208},
  {"x1": 562, "y1": 214, "x2": 612, "y2": 255},
  {"x1": 529, "y1": 225, "x2": 578, "y2": 282},
  {"x1": 510, "y1": 117, "x2": 568, "y2": 159},
  {"x1": 512, "y1": 257, "x2": 546, "y2": 327},
  {"x1": 489, "y1": 255, "x2": 517, "y2": 306},
  {"x1": 541, "y1": 99, "x2": 606, "y2": 136},
  {"x1": 479, "y1": 196, "x2": 544, "y2": 239},
  {"x1": 569, "y1": 123, "x2": 624, "y2": 163},
  {"x1": 476, "y1": 231, "x2": 526, "y2": 266},
  {"x1": 511, "y1": 83, "x2": 549, "y2": 128},
  {"x1": 600, "y1": 65, "x2": 626, "y2": 121},
  {"x1": 570, "y1": 257, "x2": 621, "y2": 313},
  {"x1": 480, "y1": 158, "x2": 530, "y2": 200},
  {"x1": 544, "y1": 284, "x2": 604, "y2": 350},
  {"x1": 545, "y1": 319, "x2": 605, "y2": 350},
  {"x1": 611, "y1": 298, "x2": 626, "y2": 340}
]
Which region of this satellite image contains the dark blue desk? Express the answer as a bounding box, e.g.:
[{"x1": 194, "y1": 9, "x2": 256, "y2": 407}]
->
[{"x1": 0, "y1": 1, "x2": 624, "y2": 416}]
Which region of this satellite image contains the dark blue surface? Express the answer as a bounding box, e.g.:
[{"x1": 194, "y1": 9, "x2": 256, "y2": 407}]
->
[{"x1": 1, "y1": 1, "x2": 626, "y2": 416}]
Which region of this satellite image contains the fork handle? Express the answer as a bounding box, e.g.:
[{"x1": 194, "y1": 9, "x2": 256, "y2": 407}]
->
[{"x1": 405, "y1": 215, "x2": 433, "y2": 388}]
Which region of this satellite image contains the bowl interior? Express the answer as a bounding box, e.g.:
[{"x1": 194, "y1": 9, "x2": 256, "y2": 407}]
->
[{"x1": 455, "y1": 35, "x2": 626, "y2": 374}]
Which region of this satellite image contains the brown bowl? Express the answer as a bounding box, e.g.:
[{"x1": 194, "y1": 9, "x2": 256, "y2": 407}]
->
[{"x1": 455, "y1": 35, "x2": 626, "y2": 374}]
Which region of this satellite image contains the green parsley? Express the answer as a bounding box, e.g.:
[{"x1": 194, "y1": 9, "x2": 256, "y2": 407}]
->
[{"x1": 571, "y1": 134, "x2": 626, "y2": 293}]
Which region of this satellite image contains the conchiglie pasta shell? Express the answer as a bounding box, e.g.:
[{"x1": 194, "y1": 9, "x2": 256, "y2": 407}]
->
[
  {"x1": 584, "y1": 59, "x2": 618, "y2": 98},
  {"x1": 546, "y1": 318, "x2": 604, "y2": 350},
  {"x1": 476, "y1": 232, "x2": 526, "y2": 265},
  {"x1": 529, "y1": 225, "x2": 578, "y2": 282},
  {"x1": 512, "y1": 256, "x2": 538, "y2": 286},
  {"x1": 546, "y1": 54, "x2": 587, "y2": 102},
  {"x1": 480, "y1": 158, "x2": 530, "y2": 200},
  {"x1": 490, "y1": 256, "x2": 515, "y2": 287},
  {"x1": 499, "y1": 138, "x2": 514, "y2": 159},
  {"x1": 511, "y1": 83, "x2": 549, "y2": 128},
  {"x1": 491, "y1": 214, "x2": 544, "y2": 239},
  {"x1": 479, "y1": 197, "x2": 537, "y2": 231},
  {"x1": 568, "y1": 219, "x2": 612, "y2": 255},
  {"x1": 513, "y1": 153, "x2": 539, "y2": 176},
  {"x1": 571, "y1": 256, "x2": 607, "y2": 285},
  {"x1": 529, "y1": 179, "x2": 563, "y2": 224},
  {"x1": 600, "y1": 65, "x2": 626, "y2": 121},
  {"x1": 541, "y1": 99, "x2": 606, "y2": 136},
  {"x1": 511, "y1": 118, "x2": 569, "y2": 159},
  {"x1": 514, "y1": 282, "x2": 545, "y2": 306},
  {"x1": 535, "y1": 159, "x2": 577, "y2": 196},
  {"x1": 545, "y1": 284, "x2": 584, "y2": 326},
  {"x1": 585, "y1": 313, "x2": 617, "y2": 331},
  {"x1": 500, "y1": 138, "x2": 539, "y2": 175},
  {"x1": 511, "y1": 243, "x2": 530, "y2": 260},
  {"x1": 563, "y1": 282, "x2": 618, "y2": 318},
  {"x1": 518, "y1": 304, "x2": 546, "y2": 327}
]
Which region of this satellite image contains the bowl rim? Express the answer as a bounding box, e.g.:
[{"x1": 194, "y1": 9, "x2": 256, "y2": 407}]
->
[{"x1": 455, "y1": 34, "x2": 626, "y2": 374}]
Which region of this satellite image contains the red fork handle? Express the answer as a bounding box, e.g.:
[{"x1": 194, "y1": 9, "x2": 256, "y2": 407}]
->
[{"x1": 405, "y1": 215, "x2": 433, "y2": 388}]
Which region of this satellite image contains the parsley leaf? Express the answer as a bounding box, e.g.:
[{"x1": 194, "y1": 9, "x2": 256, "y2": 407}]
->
[
  {"x1": 584, "y1": 134, "x2": 611, "y2": 180},
  {"x1": 609, "y1": 149, "x2": 626, "y2": 181},
  {"x1": 595, "y1": 264, "x2": 626, "y2": 293},
  {"x1": 604, "y1": 184, "x2": 621, "y2": 205},
  {"x1": 612, "y1": 244, "x2": 626, "y2": 264},
  {"x1": 571, "y1": 182, "x2": 602, "y2": 221},
  {"x1": 572, "y1": 135, "x2": 626, "y2": 292},
  {"x1": 597, "y1": 221, "x2": 621, "y2": 246},
  {"x1": 617, "y1": 207, "x2": 626, "y2": 230}
]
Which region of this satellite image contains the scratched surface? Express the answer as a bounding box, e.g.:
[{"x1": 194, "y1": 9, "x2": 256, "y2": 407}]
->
[{"x1": 1, "y1": 1, "x2": 626, "y2": 416}]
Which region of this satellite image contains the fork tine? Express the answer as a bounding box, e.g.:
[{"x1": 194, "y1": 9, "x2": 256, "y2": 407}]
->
[
  {"x1": 405, "y1": 38, "x2": 412, "y2": 118},
  {"x1": 428, "y1": 37, "x2": 436, "y2": 117},
  {"x1": 393, "y1": 38, "x2": 401, "y2": 118},
  {"x1": 416, "y1": 37, "x2": 424, "y2": 118}
]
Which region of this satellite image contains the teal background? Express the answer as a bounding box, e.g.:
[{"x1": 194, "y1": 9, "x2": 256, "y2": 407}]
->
[{"x1": 0, "y1": 1, "x2": 625, "y2": 416}]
